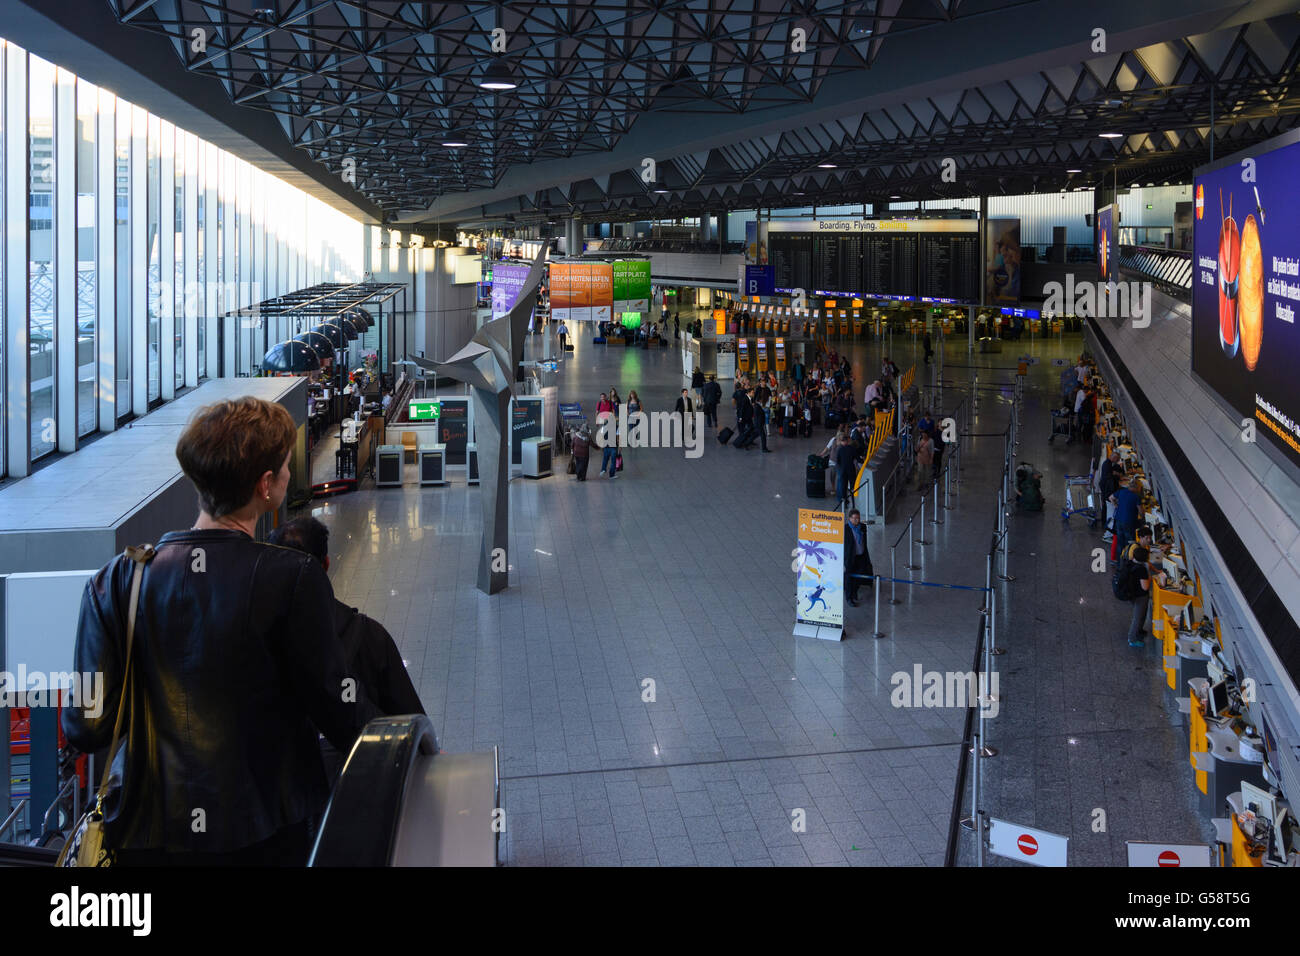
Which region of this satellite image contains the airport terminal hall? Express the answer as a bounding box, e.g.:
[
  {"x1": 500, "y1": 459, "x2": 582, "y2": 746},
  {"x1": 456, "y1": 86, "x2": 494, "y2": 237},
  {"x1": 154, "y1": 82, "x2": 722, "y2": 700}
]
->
[{"x1": 2, "y1": 0, "x2": 1300, "y2": 926}]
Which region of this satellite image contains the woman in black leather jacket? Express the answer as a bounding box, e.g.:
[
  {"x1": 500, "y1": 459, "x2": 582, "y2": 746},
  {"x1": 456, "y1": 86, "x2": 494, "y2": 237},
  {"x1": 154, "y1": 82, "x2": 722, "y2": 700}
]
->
[{"x1": 63, "y1": 396, "x2": 377, "y2": 865}]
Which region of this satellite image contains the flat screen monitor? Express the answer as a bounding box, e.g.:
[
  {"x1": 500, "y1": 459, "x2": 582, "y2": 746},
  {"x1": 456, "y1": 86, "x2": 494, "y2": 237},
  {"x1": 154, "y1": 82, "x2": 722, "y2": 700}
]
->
[
  {"x1": 1208, "y1": 679, "x2": 1232, "y2": 718},
  {"x1": 1240, "y1": 780, "x2": 1277, "y2": 832}
]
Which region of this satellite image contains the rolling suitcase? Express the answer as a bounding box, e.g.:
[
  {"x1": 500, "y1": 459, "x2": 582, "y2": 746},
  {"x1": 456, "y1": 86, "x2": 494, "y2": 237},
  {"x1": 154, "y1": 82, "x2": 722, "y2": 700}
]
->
[
  {"x1": 806, "y1": 457, "x2": 827, "y2": 498},
  {"x1": 799, "y1": 419, "x2": 813, "y2": 438},
  {"x1": 564, "y1": 343, "x2": 574, "y2": 352},
  {"x1": 783, "y1": 421, "x2": 797, "y2": 438},
  {"x1": 717, "y1": 426, "x2": 734, "y2": 446}
]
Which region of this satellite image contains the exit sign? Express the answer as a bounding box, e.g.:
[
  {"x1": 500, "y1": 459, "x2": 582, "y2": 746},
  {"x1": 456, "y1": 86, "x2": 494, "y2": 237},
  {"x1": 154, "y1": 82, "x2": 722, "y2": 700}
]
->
[{"x1": 409, "y1": 399, "x2": 441, "y2": 421}]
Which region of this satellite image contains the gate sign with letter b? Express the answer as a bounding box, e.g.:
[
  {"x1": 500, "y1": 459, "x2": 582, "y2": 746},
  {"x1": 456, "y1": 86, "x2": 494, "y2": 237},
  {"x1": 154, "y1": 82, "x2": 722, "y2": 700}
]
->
[{"x1": 745, "y1": 265, "x2": 774, "y2": 297}]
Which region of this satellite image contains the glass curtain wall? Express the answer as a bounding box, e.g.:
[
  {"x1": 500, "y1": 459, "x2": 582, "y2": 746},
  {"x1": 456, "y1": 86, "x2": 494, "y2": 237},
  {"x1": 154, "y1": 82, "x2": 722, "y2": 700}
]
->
[{"x1": 0, "y1": 37, "x2": 364, "y2": 479}]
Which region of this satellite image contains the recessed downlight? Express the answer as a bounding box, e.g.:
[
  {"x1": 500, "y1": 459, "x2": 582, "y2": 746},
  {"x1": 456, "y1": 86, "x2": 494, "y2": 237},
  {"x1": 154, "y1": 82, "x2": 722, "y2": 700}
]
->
[
  {"x1": 817, "y1": 163, "x2": 837, "y2": 169},
  {"x1": 1099, "y1": 132, "x2": 1124, "y2": 139},
  {"x1": 442, "y1": 141, "x2": 468, "y2": 147}
]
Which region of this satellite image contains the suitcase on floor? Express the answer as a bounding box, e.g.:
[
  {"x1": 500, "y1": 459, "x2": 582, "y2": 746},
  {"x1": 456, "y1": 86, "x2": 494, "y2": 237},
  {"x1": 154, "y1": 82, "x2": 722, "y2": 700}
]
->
[
  {"x1": 564, "y1": 343, "x2": 574, "y2": 352},
  {"x1": 593, "y1": 336, "x2": 606, "y2": 344},
  {"x1": 806, "y1": 464, "x2": 826, "y2": 497},
  {"x1": 659, "y1": 338, "x2": 667, "y2": 348},
  {"x1": 799, "y1": 420, "x2": 813, "y2": 438},
  {"x1": 783, "y1": 421, "x2": 797, "y2": 438},
  {"x1": 717, "y1": 426, "x2": 734, "y2": 446}
]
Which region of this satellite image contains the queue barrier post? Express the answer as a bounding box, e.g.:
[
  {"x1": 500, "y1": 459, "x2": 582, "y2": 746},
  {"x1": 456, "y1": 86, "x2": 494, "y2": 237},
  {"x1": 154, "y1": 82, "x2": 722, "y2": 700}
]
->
[
  {"x1": 873, "y1": 576, "x2": 885, "y2": 640},
  {"x1": 931, "y1": 475, "x2": 942, "y2": 525},
  {"x1": 915, "y1": 497, "x2": 931, "y2": 545}
]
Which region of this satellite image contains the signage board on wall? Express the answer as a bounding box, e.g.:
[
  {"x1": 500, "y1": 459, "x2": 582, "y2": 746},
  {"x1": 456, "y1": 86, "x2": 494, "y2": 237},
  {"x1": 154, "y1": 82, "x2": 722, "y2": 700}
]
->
[
  {"x1": 436, "y1": 397, "x2": 470, "y2": 466},
  {"x1": 511, "y1": 396, "x2": 544, "y2": 466}
]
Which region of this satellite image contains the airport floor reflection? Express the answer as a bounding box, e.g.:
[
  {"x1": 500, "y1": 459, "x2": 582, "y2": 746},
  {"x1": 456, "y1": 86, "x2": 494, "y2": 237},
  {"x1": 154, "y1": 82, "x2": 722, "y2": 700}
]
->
[{"x1": 316, "y1": 332, "x2": 1208, "y2": 865}]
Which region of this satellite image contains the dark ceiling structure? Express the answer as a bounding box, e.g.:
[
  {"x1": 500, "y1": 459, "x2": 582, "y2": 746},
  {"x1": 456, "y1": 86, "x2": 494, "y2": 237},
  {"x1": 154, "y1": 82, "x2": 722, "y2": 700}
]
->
[{"x1": 103, "y1": 0, "x2": 1300, "y2": 227}]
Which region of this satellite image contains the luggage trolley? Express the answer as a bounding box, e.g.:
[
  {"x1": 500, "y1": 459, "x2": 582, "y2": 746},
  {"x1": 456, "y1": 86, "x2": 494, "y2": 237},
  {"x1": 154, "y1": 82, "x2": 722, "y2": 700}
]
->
[
  {"x1": 1048, "y1": 408, "x2": 1072, "y2": 443},
  {"x1": 1061, "y1": 473, "x2": 1098, "y2": 527}
]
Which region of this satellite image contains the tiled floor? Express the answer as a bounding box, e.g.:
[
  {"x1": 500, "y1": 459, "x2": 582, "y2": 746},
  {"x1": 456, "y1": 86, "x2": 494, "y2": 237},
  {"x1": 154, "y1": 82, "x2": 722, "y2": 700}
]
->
[{"x1": 308, "y1": 327, "x2": 1209, "y2": 865}]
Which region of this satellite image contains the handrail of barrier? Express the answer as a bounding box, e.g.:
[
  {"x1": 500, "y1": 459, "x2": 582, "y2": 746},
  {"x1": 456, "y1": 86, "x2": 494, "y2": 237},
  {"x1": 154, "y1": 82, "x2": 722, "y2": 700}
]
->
[{"x1": 945, "y1": 612, "x2": 987, "y2": 866}]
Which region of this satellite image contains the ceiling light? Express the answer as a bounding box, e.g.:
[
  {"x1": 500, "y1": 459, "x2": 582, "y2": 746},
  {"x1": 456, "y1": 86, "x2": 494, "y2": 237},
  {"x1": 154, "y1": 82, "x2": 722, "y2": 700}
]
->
[
  {"x1": 442, "y1": 141, "x2": 468, "y2": 147},
  {"x1": 817, "y1": 163, "x2": 837, "y2": 169},
  {"x1": 478, "y1": 61, "x2": 518, "y2": 91},
  {"x1": 890, "y1": 195, "x2": 901, "y2": 199},
  {"x1": 1067, "y1": 168, "x2": 1082, "y2": 173},
  {"x1": 1099, "y1": 132, "x2": 1124, "y2": 139},
  {"x1": 653, "y1": 189, "x2": 668, "y2": 194}
]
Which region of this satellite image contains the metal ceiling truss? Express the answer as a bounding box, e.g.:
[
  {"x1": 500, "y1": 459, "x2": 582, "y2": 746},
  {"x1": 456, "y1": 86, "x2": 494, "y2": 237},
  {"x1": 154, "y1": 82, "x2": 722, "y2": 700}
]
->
[{"x1": 106, "y1": 2, "x2": 1300, "y2": 225}]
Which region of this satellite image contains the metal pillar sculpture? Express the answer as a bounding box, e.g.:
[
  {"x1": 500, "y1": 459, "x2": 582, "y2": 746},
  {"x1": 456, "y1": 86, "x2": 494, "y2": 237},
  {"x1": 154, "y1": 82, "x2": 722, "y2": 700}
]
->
[{"x1": 410, "y1": 248, "x2": 545, "y2": 594}]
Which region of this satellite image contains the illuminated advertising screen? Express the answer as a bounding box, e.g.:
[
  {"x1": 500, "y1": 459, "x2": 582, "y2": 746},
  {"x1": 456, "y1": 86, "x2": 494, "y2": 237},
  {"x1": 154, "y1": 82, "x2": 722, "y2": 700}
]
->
[
  {"x1": 1192, "y1": 129, "x2": 1300, "y2": 470},
  {"x1": 985, "y1": 219, "x2": 1021, "y2": 305},
  {"x1": 1097, "y1": 204, "x2": 1116, "y2": 284}
]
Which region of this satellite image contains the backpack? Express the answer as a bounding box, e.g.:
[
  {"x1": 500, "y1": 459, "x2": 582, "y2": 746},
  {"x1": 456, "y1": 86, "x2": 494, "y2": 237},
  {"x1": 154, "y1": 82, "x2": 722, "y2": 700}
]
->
[{"x1": 1111, "y1": 558, "x2": 1140, "y2": 601}]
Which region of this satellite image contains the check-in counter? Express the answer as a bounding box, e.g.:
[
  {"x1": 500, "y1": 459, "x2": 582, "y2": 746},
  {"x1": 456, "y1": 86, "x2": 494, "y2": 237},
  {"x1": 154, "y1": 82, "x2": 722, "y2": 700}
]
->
[
  {"x1": 1152, "y1": 580, "x2": 1198, "y2": 690},
  {"x1": 1195, "y1": 721, "x2": 1266, "y2": 817}
]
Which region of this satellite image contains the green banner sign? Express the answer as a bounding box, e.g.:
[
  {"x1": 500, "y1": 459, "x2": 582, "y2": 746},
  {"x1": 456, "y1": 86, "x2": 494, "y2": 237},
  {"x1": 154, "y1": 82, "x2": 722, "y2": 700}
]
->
[
  {"x1": 409, "y1": 399, "x2": 441, "y2": 421},
  {"x1": 612, "y1": 259, "x2": 651, "y2": 307}
]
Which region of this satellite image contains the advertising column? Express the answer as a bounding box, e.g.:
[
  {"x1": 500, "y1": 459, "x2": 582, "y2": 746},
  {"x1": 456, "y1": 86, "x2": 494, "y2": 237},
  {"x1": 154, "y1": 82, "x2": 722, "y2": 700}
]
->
[{"x1": 794, "y1": 509, "x2": 845, "y2": 640}]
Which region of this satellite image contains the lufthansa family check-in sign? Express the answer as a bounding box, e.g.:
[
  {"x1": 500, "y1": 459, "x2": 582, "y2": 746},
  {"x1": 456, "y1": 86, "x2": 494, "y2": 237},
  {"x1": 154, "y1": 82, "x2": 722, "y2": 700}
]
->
[{"x1": 794, "y1": 509, "x2": 844, "y2": 641}]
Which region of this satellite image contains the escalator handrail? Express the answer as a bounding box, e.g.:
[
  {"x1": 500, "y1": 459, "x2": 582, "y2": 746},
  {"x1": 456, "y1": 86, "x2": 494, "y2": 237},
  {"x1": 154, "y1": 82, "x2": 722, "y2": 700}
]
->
[{"x1": 307, "y1": 715, "x2": 437, "y2": 867}]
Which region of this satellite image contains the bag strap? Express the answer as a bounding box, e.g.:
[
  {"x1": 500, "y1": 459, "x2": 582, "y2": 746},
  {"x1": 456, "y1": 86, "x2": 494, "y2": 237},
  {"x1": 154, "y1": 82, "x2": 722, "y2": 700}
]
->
[{"x1": 93, "y1": 543, "x2": 156, "y2": 810}]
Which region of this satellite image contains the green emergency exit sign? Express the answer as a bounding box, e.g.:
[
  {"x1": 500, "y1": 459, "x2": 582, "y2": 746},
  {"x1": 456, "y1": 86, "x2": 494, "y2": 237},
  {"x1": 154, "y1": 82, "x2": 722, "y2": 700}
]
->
[{"x1": 409, "y1": 399, "x2": 441, "y2": 421}]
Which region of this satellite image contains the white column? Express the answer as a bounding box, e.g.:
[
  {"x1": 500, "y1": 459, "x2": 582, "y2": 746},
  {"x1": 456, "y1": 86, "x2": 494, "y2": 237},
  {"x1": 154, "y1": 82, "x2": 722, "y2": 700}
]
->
[
  {"x1": 159, "y1": 121, "x2": 175, "y2": 400},
  {"x1": 183, "y1": 132, "x2": 198, "y2": 387},
  {"x1": 4, "y1": 45, "x2": 30, "y2": 476},
  {"x1": 96, "y1": 89, "x2": 116, "y2": 431},
  {"x1": 130, "y1": 105, "x2": 147, "y2": 415},
  {"x1": 203, "y1": 143, "x2": 218, "y2": 379},
  {"x1": 54, "y1": 68, "x2": 76, "y2": 451}
]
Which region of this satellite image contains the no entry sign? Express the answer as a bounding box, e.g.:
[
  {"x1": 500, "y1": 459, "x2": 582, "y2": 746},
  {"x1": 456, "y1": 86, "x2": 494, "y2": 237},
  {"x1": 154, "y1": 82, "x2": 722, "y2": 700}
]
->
[
  {"x1": 1126, "y1": 842, "x2": 1213, "y2": 867},
  {"x1": 988, "y1": 818, "x2": 1068, "y2": 867}
]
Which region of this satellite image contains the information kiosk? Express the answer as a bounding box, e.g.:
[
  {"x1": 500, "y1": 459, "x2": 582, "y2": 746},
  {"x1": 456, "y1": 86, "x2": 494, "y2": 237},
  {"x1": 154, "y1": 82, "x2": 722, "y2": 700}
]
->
[
  {"x1": 737, "y1": 337, "x2": 750, "y2": 374},
  {"x1": 775, "y1": 338, "x2": 787, "y2": 374},
  {"x1": 839, "y1": 311, "x2": 849, "y2": 336},
  {"x1": 852, "y1": 310, "x2": 864, "y2": 337},
  {"x1": 756, "y1": 338, "x2": 768, "y2": 373}
]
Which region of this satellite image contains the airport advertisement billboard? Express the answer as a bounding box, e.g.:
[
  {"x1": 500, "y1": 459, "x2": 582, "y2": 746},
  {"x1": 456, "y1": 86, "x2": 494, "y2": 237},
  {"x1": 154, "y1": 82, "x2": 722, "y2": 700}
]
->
[
  {"x1": 1096, "y1": 204, "x2": 1116, "y2": 284},
  {"x1": 612, "y1": 259, "x2": 651, "y2": 314},
  {"x1": 1192, "y1": 130, "x2": 1300, "y2": 470},
  {"x1": 985, "y1": 219, "x2": 1021, "y2": 305},
  {"x1": 550, "y1": 262, "x2": 614, "y2": 322}
]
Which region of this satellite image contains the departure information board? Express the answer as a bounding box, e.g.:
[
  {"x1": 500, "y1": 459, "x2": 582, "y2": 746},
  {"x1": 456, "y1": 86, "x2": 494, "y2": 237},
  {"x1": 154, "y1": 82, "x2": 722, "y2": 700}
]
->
[{"x1": 768, "y1": 219, "x2": 979, "y2": 302}]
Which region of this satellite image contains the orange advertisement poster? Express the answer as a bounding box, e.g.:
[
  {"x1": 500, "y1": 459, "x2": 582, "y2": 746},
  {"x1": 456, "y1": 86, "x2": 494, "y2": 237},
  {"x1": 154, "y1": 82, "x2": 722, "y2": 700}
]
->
[{"x1": 588, "y1": 262, "x2": 613, "y2": 321}]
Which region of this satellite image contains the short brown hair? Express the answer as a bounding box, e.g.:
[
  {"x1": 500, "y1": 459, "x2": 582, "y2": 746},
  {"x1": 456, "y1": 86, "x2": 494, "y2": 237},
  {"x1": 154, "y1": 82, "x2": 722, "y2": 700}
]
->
[{"x1": 176, "y1": 397, "x2": 296, "y2": 518}]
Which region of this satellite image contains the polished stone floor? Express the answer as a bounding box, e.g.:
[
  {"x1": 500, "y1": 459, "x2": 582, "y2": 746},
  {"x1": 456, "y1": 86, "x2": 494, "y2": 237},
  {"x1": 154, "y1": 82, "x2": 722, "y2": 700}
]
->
[{"x1": 308, "y1": 324, "x2": 1210, "y2": 866}]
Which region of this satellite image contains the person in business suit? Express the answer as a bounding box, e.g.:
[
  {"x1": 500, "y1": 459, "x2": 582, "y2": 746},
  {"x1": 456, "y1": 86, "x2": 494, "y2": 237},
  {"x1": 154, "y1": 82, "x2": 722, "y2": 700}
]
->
[
  {"x1": 675, "y1": 388, "x2": 695, "y2": 441},
  {"x1": 844, "y1": 509, "x2": 875, "y2": 605}
]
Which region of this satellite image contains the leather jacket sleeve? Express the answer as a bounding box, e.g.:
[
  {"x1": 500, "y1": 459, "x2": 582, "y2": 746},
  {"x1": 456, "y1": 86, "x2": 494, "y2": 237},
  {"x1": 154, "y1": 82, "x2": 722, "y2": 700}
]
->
[{"x1": 63, "y1": 558, "x2": 132, "y2": 754}]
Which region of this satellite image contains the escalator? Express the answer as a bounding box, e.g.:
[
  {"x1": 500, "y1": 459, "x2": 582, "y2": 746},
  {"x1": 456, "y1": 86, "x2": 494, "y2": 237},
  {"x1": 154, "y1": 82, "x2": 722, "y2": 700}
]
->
[
  {"x1": 0, "y1": 716, "x2": 500, "y2": 867},
  {"x1": 309, "y1": 715, "x2": 500, "y2": 867}
]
